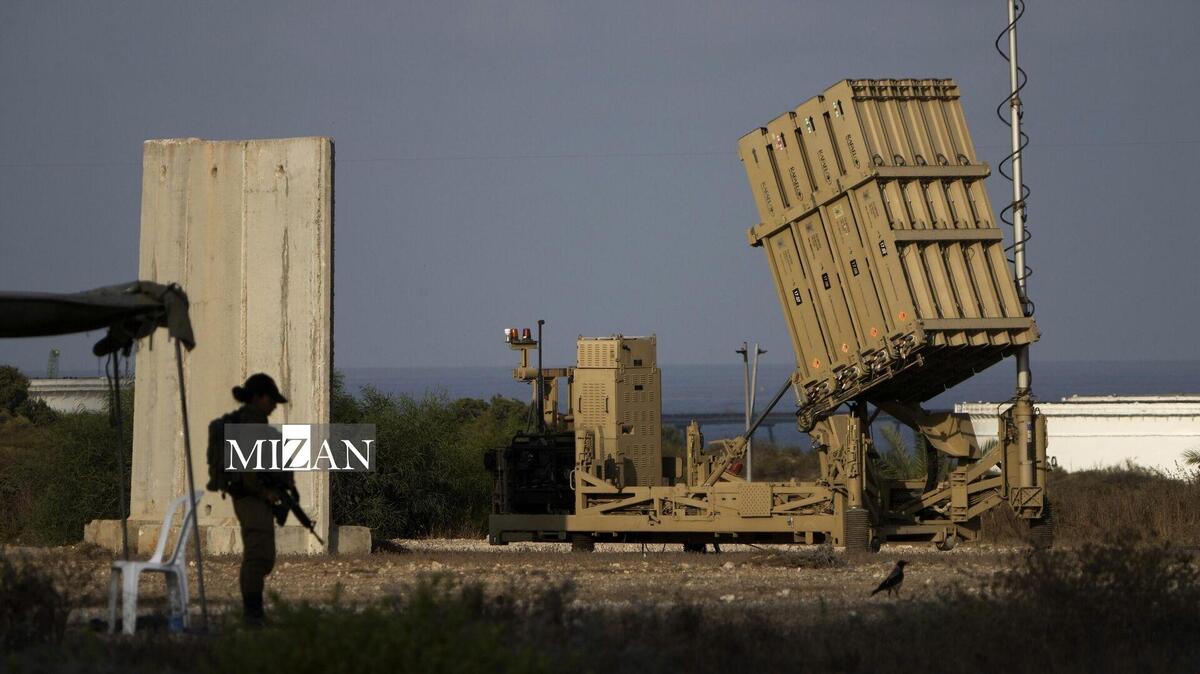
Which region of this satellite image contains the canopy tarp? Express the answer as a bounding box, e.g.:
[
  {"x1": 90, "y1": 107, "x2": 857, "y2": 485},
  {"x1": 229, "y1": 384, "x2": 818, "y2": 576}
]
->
[
  {"x1": 0, "y1": 279, "x2": 204, "y2": 622},
  {"x1": 0, "y1": 281, "x2": 194, "y2": 354}
]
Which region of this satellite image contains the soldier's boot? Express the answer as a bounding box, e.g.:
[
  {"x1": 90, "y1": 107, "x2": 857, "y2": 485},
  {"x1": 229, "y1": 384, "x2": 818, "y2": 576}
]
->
[{"x1": 243, "y1": 592, "x2": 265, "y2": 627}]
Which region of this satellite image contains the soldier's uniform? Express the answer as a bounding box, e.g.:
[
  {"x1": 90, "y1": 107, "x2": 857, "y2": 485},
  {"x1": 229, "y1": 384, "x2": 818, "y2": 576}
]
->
[{"x1": 206, "y1": 374, "x2": 293, "y2": 624}]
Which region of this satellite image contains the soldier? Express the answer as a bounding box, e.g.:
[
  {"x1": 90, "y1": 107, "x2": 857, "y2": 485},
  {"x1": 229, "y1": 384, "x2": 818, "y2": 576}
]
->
[{"x1": 206, "y1": 373, "x2": 293, "y2": 625}]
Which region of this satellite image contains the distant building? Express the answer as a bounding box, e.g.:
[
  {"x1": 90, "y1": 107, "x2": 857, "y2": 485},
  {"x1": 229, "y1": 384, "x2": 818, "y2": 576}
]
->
[
  {"x1": 28, "y1": 377, "x2": 127, "y2": 414},
  {"x1": 955, "y1": 395, "x2": 1200, "y2": 473}
]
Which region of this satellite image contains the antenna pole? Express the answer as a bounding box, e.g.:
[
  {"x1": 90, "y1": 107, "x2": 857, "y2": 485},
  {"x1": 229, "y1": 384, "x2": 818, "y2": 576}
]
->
[
  {"x1": 1003, "y1": 0, "x2": 1040, "y2": 496},
  {"x1": 536, "y1": 319, "x2": 545, "y2": 432},
  {"x1": 736, "y1": 343, "x2": 749, "y2": 476},
  {"x1": 1008, "y1": 0, "x2": 1031, "y2": 396}
]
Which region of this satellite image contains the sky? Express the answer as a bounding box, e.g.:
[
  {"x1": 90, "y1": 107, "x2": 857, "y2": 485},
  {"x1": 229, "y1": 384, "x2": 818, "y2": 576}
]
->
[{"x1": 1, "y1": 1, "x2": 1198, "y2": 374}]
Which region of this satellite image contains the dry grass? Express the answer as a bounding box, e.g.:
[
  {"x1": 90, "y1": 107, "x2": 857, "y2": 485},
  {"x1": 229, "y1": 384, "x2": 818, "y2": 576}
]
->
[
  {"x1": 7, "y1": 539, "x2": 1200, "y2": 673},
  {"x1": 746, "y1": 543, "x2": 844, "y2": 569},
  {"x1": 982, "y1": 465, "x2": 1200, "y2": 545}
]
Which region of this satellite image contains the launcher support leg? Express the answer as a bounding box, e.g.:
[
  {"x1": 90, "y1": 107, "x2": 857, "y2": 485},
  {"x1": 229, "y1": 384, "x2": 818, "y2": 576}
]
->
[
  {"x1": 817, "y1": 406, "x2": 874, "y2": 551},
  {"x1": 1001, "y1": 392, "x2": 1047, "y2": 520},
  {"x1": 846, "y1": 406, "x2": 870, "y2": 509},
  {"x1": 1013, "y1": 395, "x2": 1035, "y2": 488}
]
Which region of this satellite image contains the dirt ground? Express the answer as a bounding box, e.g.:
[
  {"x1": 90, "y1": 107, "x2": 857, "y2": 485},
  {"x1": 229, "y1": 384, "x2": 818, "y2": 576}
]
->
[{"x1": 9, "y1": 539, "x2": 1026, "y2": 627}]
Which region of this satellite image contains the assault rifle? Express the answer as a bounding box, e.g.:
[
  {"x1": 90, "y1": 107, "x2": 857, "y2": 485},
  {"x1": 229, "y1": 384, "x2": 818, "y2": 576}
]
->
[{"x1": 271, "y1": 485, "x2": 325, "y2": 546}]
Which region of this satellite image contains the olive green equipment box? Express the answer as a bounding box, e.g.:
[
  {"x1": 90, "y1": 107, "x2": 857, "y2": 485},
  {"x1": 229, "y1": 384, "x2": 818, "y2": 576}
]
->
[{"x1": 486, "y1": 79, "x2": 1050, "y2": 551}]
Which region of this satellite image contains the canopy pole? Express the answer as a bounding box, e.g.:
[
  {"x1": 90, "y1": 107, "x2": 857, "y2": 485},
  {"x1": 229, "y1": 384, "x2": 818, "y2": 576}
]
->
[
  {"x1": 174, "y1": 339, "x2": 209, "y2": 631},
  {"x1": 107, "y1": 352, "x2": 130, "y2": 561}
]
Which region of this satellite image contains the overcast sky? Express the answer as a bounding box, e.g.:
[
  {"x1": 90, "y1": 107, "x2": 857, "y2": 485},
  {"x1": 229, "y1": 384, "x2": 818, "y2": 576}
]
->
[{"x1": 1, "y1": 1, "x2": 1197, "y2": 373}]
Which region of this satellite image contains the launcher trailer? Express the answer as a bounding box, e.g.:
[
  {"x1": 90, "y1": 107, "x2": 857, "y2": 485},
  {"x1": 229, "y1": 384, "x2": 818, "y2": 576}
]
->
[{"x1": 486, "y1": 79, "x2": 1050, "y2": 551}]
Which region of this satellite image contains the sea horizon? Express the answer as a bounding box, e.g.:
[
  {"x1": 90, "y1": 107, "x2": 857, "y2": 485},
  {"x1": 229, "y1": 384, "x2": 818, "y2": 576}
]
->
[
  {"x1": 40, "y1": 358, "x2": 1199, "y2": 412},
  {"x1": 29, "y1": 358, "x2": 1200, "y2": 446},
  {"x1": 340, "y1": 359, "x2": 1200, "y2": 411}
]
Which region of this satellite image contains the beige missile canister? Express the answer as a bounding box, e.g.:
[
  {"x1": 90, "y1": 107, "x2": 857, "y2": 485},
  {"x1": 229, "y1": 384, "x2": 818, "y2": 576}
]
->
[{"x1": 738, "y1": 79, "x2": 1037, "y2": 422}]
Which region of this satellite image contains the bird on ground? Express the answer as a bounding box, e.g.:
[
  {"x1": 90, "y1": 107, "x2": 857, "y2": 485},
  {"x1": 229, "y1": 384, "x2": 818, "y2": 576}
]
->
[{"x1": 870, "y1": 560, "x2": 907, "y2": 597}]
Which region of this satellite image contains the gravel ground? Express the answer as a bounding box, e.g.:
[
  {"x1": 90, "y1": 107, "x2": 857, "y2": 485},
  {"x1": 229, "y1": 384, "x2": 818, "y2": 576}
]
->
[{"x1": 7, "y1": 539, "x2": 1023, "y2": 626}]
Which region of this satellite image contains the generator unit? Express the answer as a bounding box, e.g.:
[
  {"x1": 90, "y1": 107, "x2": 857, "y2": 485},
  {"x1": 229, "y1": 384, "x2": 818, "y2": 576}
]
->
[
  {"x1": 486, "y1": 79, "x2": 1050, "y2": 552},
  {"x1": 573, "y1": 336, "x2": 663, "y2": 488}
]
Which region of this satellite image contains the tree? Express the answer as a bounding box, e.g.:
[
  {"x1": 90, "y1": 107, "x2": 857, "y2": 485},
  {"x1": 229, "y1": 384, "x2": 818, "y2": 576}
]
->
[
  {"x1": 876, "y1": 423, "x2": 945, "y2": 485},
  {"x1": 0, "y1": 365, "x2": 30, "y2": 415},
  {"x1": 0, "y1": 365, "x2": 55, "y2": 425}
]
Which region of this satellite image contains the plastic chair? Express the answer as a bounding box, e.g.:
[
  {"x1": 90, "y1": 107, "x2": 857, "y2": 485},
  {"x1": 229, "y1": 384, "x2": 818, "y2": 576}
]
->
[{"x1": 107, "y1": 492, "x2": 202, "y2": 634}]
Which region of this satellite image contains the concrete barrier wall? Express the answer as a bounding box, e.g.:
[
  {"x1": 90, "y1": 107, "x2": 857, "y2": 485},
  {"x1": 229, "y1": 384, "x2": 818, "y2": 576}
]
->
[{"x1": 130, "y1": 137, "x2": 333, "y2": 553}]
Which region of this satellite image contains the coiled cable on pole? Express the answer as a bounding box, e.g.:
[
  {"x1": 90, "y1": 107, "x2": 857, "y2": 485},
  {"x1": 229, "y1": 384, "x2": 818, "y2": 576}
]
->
[{"x1": 995, "y1": 0, "x2": 1034, "y2": 317}]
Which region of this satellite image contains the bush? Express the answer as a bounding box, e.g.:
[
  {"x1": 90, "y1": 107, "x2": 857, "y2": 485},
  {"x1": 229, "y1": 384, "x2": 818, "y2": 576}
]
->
[
  {"x1": 0, "y1": 377, "x2": 131, "y2": 545},
  {"x1": 0, "y1": 552, "x2": 70, "y2": 651},
  {"x1": 0, "y1": 409, "x2": 132, "y2": 545},
  {"x1": 0, "y1": 365, "x2": 530, "y2": 545},
  {"x1": 1047, "y1": 464, "x2": 1200, "y2": 543},
  {"x1": 214, "y1": 577, "x2": 553, "y2": 674},
  {"x1": 0, "y1": 365, "x2": 56, "y2": 426},
  {"x1": 981, "y1": 464, "x2": 1200, "y2": 545},
  {"x1": 996, "y1": 535, "x2": 1200, "y2": 621},
  {"x1": 0, "y1": 365, "x2": 30, "y2": 414},
  {"x1": 944, "y1": 537, "x2": 1200, "y2": 672},
  {"x1": 331, "y1": 378, "x2": 530, "y2": 539}
]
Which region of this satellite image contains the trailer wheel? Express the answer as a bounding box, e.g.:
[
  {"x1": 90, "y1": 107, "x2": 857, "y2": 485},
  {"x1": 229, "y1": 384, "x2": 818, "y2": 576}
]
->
[
  {"x1": 570, "y1": 534, "x2": 595, "y2": 552},
  {"x1": 682, "y1": 542, "x2": 707, "y2": 554},
  {"x1": 844, "y1": 507, "x2": 874, "y2": 552},
  {"x1": 1029, "y1": 501, "x2": 1054, "y2": 551}
]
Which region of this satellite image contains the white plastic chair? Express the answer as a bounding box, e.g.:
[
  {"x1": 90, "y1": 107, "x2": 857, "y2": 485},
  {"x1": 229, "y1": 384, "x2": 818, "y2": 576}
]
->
[{"x1": 107, "y1": 492, "x2": 202, "y2": 634}]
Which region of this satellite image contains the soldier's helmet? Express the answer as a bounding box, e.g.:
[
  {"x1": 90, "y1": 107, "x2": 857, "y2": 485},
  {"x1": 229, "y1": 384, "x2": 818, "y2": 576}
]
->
[{"x1": 232, "y1": 373, "x2": 288, "y2": 404}]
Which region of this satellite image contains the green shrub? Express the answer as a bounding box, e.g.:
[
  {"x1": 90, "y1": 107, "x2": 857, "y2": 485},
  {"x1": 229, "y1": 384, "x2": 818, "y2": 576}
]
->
[
  {"x1": 0, "y1": 408, "x2": 132, "y2": 545},
  {"x1": 329, "y1": 371, "x2": 362, "y2": 424},
  {"x1": 330, "y1": 380, "x2": 530, "y2": 538},
  {"x1": 0, "y1": 370, "x2": 131, "y2": 545},
  {"x1": 0, "y1": 365, "x2": 56, "y2": 426},
  {"x1": 0, "y1": 552, "x2": 70, "y2": 651},
  {"x1": 214, "y1": 576, "x2": 552, "y2": 674},
  {"x1": 0, "y1": 365, "x2": 30, "y2": 414},
  {"x1": 874, "y1": 423, "x2": 947, "y2": 482},
  {"x1": 0, "y1": 365, "x2": 529, "y2": 545}
]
